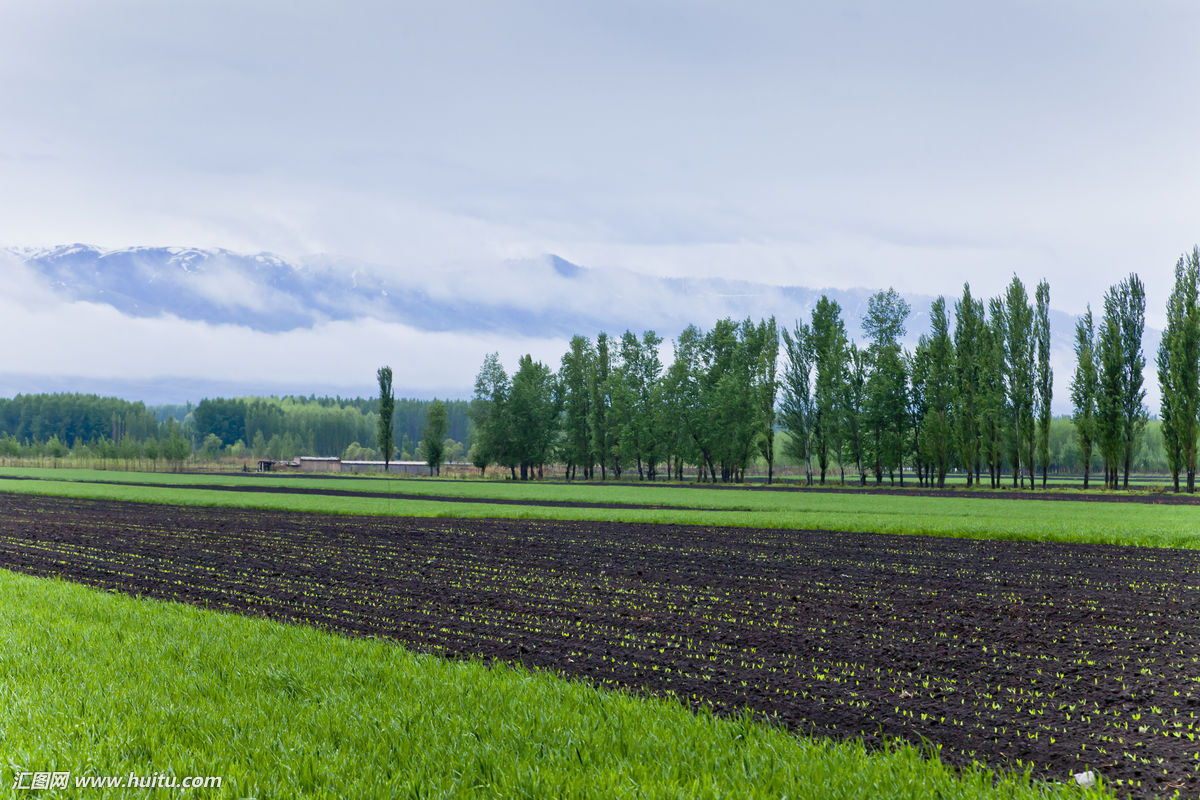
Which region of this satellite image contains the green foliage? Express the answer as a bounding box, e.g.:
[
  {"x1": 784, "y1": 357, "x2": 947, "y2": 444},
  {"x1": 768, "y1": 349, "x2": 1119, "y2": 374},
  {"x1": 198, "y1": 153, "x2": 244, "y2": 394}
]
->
[
  {"x1": 863, "y1": 289, "x2": 911, "y2": 483},
  {"x1": 780, "y1": 320, "x2": 815, "y2": 483},
  {"x1": 0, "y1": 393, "x2": 158, "y2": 447},
  {"x1": 1071, "y1": 308, "x2": 1099, "y2": 489},
  {"x1": 919, "y1": 296, "x2": 954, "y2": 487},
  {"x1": 1098, "y1": 276, "x2": 1147, "y2": 488},
  {"x1": 981, "y1": 297, "x2": 1009, "y2": 487},
  {"x1": 470, "y1": 353, "x2": 558, "y2": 479},
  {"x1": 810, "y1": 300, "x2": 846, "y2": 484},
  {"x1": 952, "y1": 285, "x2": 985, "y2": 485},
  {"x1": 376, "y1": 366, "x2": 395, "y2": 468},
  {"x1": 422, "y1": 399, "x2": 449, "y2": 475},
  {"x1": 509, "y1": 355, "x2": 558, "y2": 479},
  {"x1": 1004, "y1": 276, "x2": 1035, "y2": 487},
  {"x1": 1157, "y1": 247, "x2": 1200, "y2": 492},
  {"x1": 1034, "y1": 280, "x2": 1052, "y2": 487},
  {"x1": 162, "y1": 423, "x2": 191, "y2": 470},
  {"x1": 558, "y1": 335, "x2": 595, "y2": 478},
  {"x1": 342, "y1": 441, "x2": 378, "y2": 461}
]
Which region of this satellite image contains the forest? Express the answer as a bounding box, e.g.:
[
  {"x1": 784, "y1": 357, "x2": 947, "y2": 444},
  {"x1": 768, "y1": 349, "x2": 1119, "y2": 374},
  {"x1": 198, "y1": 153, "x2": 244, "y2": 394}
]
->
[{"x1": 0, "y1": 394, "x2": 470, "y2": 468}]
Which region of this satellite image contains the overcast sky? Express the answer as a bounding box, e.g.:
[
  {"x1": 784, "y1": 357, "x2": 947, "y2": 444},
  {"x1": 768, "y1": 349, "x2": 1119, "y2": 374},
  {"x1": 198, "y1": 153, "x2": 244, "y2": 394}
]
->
[{"x1": 1, "y1": 1, "x2": 1197, "y2": 398}]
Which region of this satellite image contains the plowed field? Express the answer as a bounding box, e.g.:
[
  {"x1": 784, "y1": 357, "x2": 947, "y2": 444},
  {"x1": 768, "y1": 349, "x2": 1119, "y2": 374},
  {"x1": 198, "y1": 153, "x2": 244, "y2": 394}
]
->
[{"x1": 2, "y1": 493, "x2": 1197, "y2": 797}]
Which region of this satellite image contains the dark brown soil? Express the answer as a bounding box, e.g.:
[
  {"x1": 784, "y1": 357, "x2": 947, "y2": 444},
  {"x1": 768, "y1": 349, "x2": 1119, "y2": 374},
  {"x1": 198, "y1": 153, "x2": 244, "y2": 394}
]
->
[{"x1": 1, "y1": 492, "x2": 1196, "y2": 797}]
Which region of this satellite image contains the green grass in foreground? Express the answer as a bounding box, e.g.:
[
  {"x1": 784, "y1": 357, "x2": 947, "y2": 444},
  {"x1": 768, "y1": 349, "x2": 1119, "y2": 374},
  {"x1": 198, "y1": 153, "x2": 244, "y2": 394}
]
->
[
  {"x1": 3, "y1": 466, "x2": 1200, "y2": 549},
  {"x1": 0, "y1": 569, "x2": 1111, "y2": 799}
]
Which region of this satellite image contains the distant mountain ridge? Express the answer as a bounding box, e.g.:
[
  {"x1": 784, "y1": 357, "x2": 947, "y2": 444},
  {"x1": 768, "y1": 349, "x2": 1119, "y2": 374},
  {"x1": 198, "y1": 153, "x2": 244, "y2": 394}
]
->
[
  {"x1": 6, "y1": 244, "x2": 1154, "y2": 412},
  {"x1": 14, "y1": 243, "x2": 927, "y2": 339}
]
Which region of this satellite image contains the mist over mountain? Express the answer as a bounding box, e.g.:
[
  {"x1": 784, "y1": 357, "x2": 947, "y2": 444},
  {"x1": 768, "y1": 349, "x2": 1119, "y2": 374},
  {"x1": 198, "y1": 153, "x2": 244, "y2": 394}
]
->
[
  {"x1": 4, "y1": 244, "x2": 1155, "y2": 411},
  {"x1": 19, "y1": 244, "x2": 908, "y2": 338}
]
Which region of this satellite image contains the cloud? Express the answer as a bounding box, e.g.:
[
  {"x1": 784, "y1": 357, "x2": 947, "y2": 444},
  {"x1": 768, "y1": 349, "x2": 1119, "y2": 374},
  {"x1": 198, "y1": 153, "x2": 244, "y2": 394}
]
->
[{"x1": 0, "y1": 254, "x2": 568, "y2": 396}]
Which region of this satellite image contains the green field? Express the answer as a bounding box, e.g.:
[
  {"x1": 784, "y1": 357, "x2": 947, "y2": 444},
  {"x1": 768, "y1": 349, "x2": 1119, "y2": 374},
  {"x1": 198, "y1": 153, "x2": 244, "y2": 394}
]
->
[
  {"x1": 1, "y1": 466, "x2": 1183, "y2": 798},
  {"x1": 0, "y1": 569, "x2": 1113, "y2": 799},
  {"x1": 2, "y1": 466, "x2": 1199, "y2": 549}
]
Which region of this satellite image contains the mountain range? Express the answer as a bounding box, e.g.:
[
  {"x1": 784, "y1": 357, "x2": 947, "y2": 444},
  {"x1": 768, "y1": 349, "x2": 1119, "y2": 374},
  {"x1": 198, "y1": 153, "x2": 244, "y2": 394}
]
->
[{"x1": 3, "y1": 244, "x2": 1153, "y2": 411}]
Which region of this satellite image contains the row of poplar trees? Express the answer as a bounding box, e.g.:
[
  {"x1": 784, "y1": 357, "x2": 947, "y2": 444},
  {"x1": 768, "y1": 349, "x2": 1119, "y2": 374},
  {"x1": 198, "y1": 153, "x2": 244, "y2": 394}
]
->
[
  {"x1": 782, "y1": 279, "x2": 1054, "y2": 489},
  {"x1": 469, "y1": 321, "x2": 780, "y2": 482},
  {"x1": 462, "y1": 248, "x2": 1196, "y2": 488}
]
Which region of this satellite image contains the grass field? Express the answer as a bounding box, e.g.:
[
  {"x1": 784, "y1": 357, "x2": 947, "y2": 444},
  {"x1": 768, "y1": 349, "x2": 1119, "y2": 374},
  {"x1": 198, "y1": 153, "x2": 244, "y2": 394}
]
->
[
  {"x1": 2, "y1": 466, "x2": 1200, "y2": 549},
  {"x1": 0, "y1": 569, "x2": 1114, "y2": 799}
]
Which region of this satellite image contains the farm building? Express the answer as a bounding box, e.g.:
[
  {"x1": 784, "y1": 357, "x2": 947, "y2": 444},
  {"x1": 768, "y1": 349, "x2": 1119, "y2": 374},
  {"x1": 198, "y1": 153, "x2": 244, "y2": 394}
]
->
[
  {"x1": 340, "y1": 460, "x2": 433, "y2": 475},
  {"x1": 297, "y1": 456, "x2": 341, "y2": 473},
  {"x1": 298, "y1": 457, "x2": 434, "y2": 475}
]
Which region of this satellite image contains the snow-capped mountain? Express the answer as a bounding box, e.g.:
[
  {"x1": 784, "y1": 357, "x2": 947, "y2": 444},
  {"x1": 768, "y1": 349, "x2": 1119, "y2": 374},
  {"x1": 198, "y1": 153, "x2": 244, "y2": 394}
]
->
[
  {"x1": 3, "y1": 244, "x2": 1148, "y2": 411},
  {"x1": 12, "y1": 244, "x2": 925, "y2": 339}
]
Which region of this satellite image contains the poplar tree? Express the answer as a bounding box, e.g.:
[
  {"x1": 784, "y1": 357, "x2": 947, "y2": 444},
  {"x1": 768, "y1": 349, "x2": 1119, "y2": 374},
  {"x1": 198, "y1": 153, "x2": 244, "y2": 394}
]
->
[
  {"x1": 922, "y1": 296, "x2": 954, "y2": 487},
  {"x1": 953, "y1": 285, "x2": 984, "y2": 485},
  {"x1": 780, "y1": 321, "x2": 815, "y2": 484},
  {"x1": 1115, "y1": 275, "x2": 1148, "y2": 488},
  {"x1": 376, "y1": 366, "x2": 394, "y2": 471},
  {"x1": 469, "y1": 353, "x2": 513, "y2": 477},
  {"x1": 1152, "y1": 248, "x2": 1200, "y2": 489},
  {"x1": 863, "y1": 289, "x2": 910, "y2": 485},
  {"x1": 1004, "y1": 277, "x2": 1035, "y2": 488},
  {"x1": 842, "y1": 343, "x2": 868, "y2": 485},
  {"x1": 589, "y1": 333, "x2": 613, "y2": 480},
  {"x1": 1157, "y1": 247, "x2": 1200, "y2": 491},
  {"x1": 983, "y1": 298, "x2": 1009, "y2": 488},
  {"x1": 1070, "y1": 307, "x2": 1098, "y2": 488},
  {"x1": 754, "y1": 317, "x2": 780, "y2": 484},
  {"x1": 1096, "y1": 305, "x2": 1125, "y2": 488},
  {"x1": 509, "y1": 355, "x2": 558, "y2": 480},
  {"x1": 558, "y1": 335, "x2": 595, "y2": 479},
  {"x1": 422, "y1": 399, "x2": 448, "y2": 475},
  {"x1": 1034, "y1": 280, "x2": 1052, "y2": 487},
  {"x1": 810, "y1": 297, "x2": 847, "y2": 484}
]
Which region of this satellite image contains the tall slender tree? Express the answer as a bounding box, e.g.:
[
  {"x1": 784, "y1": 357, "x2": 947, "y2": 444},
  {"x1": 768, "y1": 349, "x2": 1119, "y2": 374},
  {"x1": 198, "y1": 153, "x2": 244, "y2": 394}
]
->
[
  {"x1": 953, "y1": 285, "x2": 984, "y2": 486},
  {"x1": 509, "y1": 354, "x2": 558, "y2": 479},
  {"x1": 1158, "y1": 247, "x2": 1200, "y2": 491},
  {"x1": 422, "y1": 399, "x2": 448, "y2": 475},
  {"x1": 983, "y1": 297, "x2": 1009, "y2": 488},
  {"x1": 922, "y1": 297, "x2": 955, "y2": 487},
  {"x1": 753, "y1": 317, "x2": 780, "y2": 484},
  {"x1": 780, "y1": 321, "x2": 815, "y2": 484},
  {"x1": 1070, "y1": 307, "x2": 1098, "y2": 488},
  {"x1": 810, "y1": 297, "x2": 847, "y2": 484},
  {"x1": 376, "y1": 366, "x2": 395, "y2": 472},
  {"x1": 863, "y1": 289, "x2": 911, "y2": 485},
  {"x1": 1096, "y1": 305, "x2": 1125, "y2": 488},
  {"x1": 558, "y1": 335, "x2": 595, "y2": 479},
  {"x1": 1034, "y1": 280, "x2": 1053, "y2": 487},
  {"x1": 842, "y1": 343, "x2": 868, "y2": 485},
  {"x1": 469, "y1": 353, "x2": 513, "y2": 477},
  {"x1": 589, "y1": 333, "x2": 613, "y2": 480},
  {"x1": 1114, "y1": 275, "x2": 1148, "y2": 488},
  {"x1": 1004, "y1": 277, "x2": 1035, "y2": 488}
]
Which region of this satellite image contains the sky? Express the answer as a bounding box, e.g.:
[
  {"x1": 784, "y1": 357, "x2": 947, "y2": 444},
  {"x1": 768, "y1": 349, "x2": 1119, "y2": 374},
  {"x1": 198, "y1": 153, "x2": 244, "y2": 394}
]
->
[{"x1": 0, "y1": 1, "x2": 1197, "y2": 400}]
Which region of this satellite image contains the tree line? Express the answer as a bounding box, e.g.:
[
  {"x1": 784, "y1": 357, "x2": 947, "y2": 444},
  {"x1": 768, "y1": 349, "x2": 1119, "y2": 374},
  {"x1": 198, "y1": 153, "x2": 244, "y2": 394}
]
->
[
  {"x1": 0, "y1": 393, "x2": 471, "y2": 467},
  {"x1": 461, "y1": 250, "x2": 1200, "y2": 490}
]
